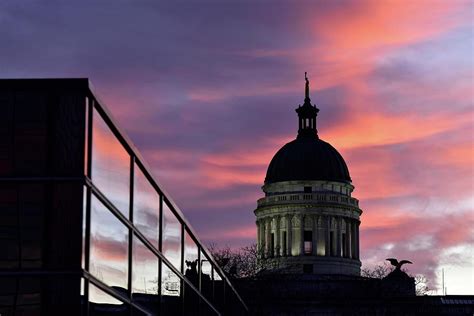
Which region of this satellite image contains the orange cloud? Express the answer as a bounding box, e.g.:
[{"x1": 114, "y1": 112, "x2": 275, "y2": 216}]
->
[
  {"x1": 313, "y1": 1, "x2": 467, "y2": 58},
  {"x1": 200, "y1": 163, "x2": 263, "y2": 188},
  {"x1": 325, "y1": 108, "x2": 473, "y2": 150}
]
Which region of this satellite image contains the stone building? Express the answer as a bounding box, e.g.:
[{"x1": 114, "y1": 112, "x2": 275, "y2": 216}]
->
[
  {"x1": 241, "y1": 75, "x2": 474, "y2": 315},
  {"x1": 255, "y1": 73, "x2": 361, "y2": 275}
]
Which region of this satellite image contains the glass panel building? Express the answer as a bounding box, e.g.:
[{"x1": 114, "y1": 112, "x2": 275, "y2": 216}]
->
[{"x1": 0, "y1": 79, "x2": 248, "y2": 315}]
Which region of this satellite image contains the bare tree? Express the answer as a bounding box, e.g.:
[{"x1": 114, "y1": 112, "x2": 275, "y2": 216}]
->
[
  {"x1": 209, "y1": 243, "x2": 282, "y2": 279},
  {"x1": 414, "y1": 274, "x2": 432, "y2": 296},
  {"x1": 361, "y1": 262, "x2": 393, "y2": 278}
]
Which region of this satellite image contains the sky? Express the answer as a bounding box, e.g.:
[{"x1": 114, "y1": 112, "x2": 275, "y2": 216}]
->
[{"x1": 1, "y1": 1, "x2": 473, "y2": 295}]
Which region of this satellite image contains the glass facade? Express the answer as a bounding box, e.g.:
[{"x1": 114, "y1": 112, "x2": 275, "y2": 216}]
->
[
  {"x1": 89, "y1": 194, "x2": 129, "y2": 292},
  {"x1": 133, "y1": 163, "x2": 160, "y2": 248},
  {"x1": 91, "y1": 108, "x2": 130, "y2": 218},
  {"x1": 0, "y1": 79, "x2": 247, "y2": 315},
  {"x1": 184, "y1": 230, "x2": 199, "y2": 287},
  {"x1": 132, "y1": 235, "x2": 159, "y2": 295},
  {"x1": 162, "y1": 201, "x2": 182, "y2": 271},
  {"x1": 83, "y1": 100, "x2": 247, "y2": 315}
]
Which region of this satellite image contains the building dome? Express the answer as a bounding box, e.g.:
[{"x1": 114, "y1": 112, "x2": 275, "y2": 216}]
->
[
  {"x1": 265, "y1": 137, "x2": 351, "y2": 184},
  {"x1": 255, "y1": 73, "x2": 361, "y2": 276}
]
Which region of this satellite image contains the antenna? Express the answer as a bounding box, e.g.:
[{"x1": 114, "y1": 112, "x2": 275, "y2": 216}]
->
[
  {"x1": 442, "y1": 268, "x2": 445, "y2": 295},
  {"x1": 304, "y1": 72, "x2": 310, "y2": 100}
]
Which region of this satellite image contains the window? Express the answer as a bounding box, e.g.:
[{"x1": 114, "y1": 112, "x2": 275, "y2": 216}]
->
[
  {"x1": 84, "y1": 97, "x2": 89, "y2": 176},
  {"x1": 161, "y1": 262, "x2": 181, "y2": 297},
  {"x1": 161, "y1": 263, "x2": 182, "y2": 316},
  {"x1": 304, "y1": 186, "x2": 312, "y2": 193},
  {"x1": 133, "y1": 164, "x2": 160, "y2": 247},
  {"x1": 270, "y1": 233, "x2": 275, "y2": 257},
  {"x1": 184, "y1": 231, "x2": 199, "y2": 287},
  {"x1": 82, "y1": 186, "x2": 87, "y2": 270},
  {"x1": 132, "y1": 235, "x2": 159, "y2": 295},
  {"x1": 304, "y1": 231, "x2": 312, "y2": 255},
  {"x1": 132, "y1": 235, "x2": 159, "y2": 312},
  {"x1": 162, "y1": 201, "x2": 182, "y2": 271},
  {"x1": 89, "y1": 194, "x2": 128, "y2": 292},
  {"x1": 282, "y1": 231, "x2": 287, "y2": 256},
  {"x1": 91, "y1": 109, "x2": 130, "y2": 218},
  {"x1": 89, "y1": 283, "x2": 128, "y2": 314},
  {"x1": 200, "y1": 251, "x2": 213, "y2": 300}
]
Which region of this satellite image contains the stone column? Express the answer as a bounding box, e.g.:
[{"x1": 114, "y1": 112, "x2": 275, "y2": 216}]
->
[
  {"x1": 261, "y1": 219, "x2": 266, "y2": 253},
  {"x1": 262, "y1": 218, "x2": 267, "y2": 258},
  {"x1": 281, "y1": 217, "x2": 286, "y2": 257},
  {"x1": 287, "y1": 215, "x2": 292, "y2": 256},
  {"x1": 312, "y1": 215, "x2": 318, "y2": 256},
  {"x1": 336, "y1": 217, "x2": 342, "y2": 257},
  {"x1": 351, "y1": 220, "x2": 356, "y2": 259},
  {"x1": 256, "y1": 219, "x2": 261, "y2": 258},
  {"x1": 266, "y1": 218, "x2": 272, "y2": 257},
  {"x1": 275, "y1": 215, "x2": 280, "y2": 257},
  {"x1": 259, "y1": 219, "x2": 264, "y2": 258},
  {"x1": 355, "y1": 221, "x2": 360, "y2": 259},
  {"x1": 325, "y1": 216, "x2": 331, "y2": 257},
  {"x1": 299, "y1": 214, "x2": 305, "y2": 256},
  {"x1": 346, "y1": 219, "x2": 351, "y2": 258}
]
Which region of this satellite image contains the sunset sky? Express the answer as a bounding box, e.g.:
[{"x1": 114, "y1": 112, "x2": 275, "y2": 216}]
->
[{"x1": 1, "y1": 1, "x2": 473, "y2": 294}]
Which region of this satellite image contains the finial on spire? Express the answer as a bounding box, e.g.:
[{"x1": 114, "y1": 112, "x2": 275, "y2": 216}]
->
[
  {"x1": 296, "y1": 71, "x2": 319, "y2": 138},
  {"x1": 305, "y1": 72, "x2": 310, "y2": 100}
]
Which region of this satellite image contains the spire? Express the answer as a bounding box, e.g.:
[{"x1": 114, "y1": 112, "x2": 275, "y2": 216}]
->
[
  {"x1": 305, "y1": 72, "x2": 310, "y2": 101},
  {"x1": 296, "y1": 72, "x2": 319, "y2": 139}
]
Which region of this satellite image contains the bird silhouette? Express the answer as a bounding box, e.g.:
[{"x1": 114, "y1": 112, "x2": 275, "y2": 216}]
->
[{"x1": 386, "y1": 258, "x2": 413, "y2": 271}]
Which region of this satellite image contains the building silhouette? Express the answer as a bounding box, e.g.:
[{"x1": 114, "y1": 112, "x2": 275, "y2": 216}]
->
[{"x1": 0, "y1": 79, "x2": 247, "y2": 315}]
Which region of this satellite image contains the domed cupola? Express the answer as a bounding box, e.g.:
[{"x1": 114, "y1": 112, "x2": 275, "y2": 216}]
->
[
  {"x1": 254, "y1": 73, "x2": 362, "y2": 276},
  {"x1": 265, "y1": 138, "x2": 351, "y2": 184},
  {"x1": 265, "y1": 72, "x2": 351, "y2": 185}
]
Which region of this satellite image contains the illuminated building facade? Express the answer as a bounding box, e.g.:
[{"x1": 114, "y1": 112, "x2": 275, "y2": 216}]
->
[
  {"x1": 0, "y1": 79, "x2": 247, "y2": 315},
  {"x1": 255, "y1": 74, "x2": 362, "y2": 275}
]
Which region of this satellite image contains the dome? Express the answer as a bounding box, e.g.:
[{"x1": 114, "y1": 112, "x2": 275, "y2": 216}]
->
[{"x1": 265, "y1": 136, "x2": 351, "y2": 184}]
